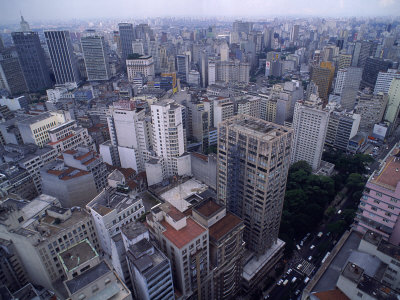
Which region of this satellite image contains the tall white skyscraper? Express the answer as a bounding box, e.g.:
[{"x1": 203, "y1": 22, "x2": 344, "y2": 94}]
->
[
  {"x1": 81, "y1": 30, "x2": 111, "y2": 81},
  {"x1": 291, "y1": 96, "x2": 330, "y2": 171},
  {"x1": 374, "y1": 69, "x2": 400, "y2": 94},
  {"x1": 150, "y1": 100, "x2": 186, "y2": 177},
  {"x1": 334, "y1": 67, "x2": 362, "y2": 110},
  {"x1": 45, "y1": 30, "x2": 80, "y2": 84}
]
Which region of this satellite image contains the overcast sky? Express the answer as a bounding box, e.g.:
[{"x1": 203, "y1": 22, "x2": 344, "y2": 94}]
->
[{"x1": 1, "y1": 0, "x2": 399, "y2": 24}]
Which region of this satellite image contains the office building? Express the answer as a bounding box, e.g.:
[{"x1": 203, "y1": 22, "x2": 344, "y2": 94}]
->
[
  {"x1": 0, "y1": 195, "x2": 100, "y2": 291},
  {"x1": 291, "y1": 96, "x2": 330, "y2": 171},
  {"x1": 336, "y1": 67, "x2": 363, "y2": 111},
  {"x1": 17, "y1": 111, "x2": 69, "y2": 147},
  {"x1": 176, "y1": 54, "x2": 190, "y2": 83},
  {"x1": 45, "y1": 30, "x2": 80, "y2": 85},
  {"x1": 125, "y1": 224, "x2": 174, "y2": 300},
  {"x1": 356, "y1": 92, "x2": 388, "y2": 133},
  {"x1": 11, "y1": 31, "x2": 51, "y2": 92},
  {"x1": 311, "y1": 62, "x2": 335, "y2": 104},
  {"x1": 338, "y1": 53, "x2": 352, "y2": 70},
  {"x1": 86, "y1": 171, "x2": 145, "y2": 256},
  {"x1": 47, "y1": 120, "x2": 94, "y2": 153},
  {"x1": 325, "y1": 108, "x2": 361, "y2": 151},
  {"x1": 217, "y1": 115, "x2": 293, "y2": 256},
  {"x1": 0, "y1": 48, "x2": 28, "y2": 96},
  {"x1": 0, "y1": 164, "x2": 37, "y2": 200},
  {"x1": 384, "y1": 78, "x2": 400, "y2": 128},
  {"x1": 361, "y1": 57, "x2": 392, "y2": 90},
  {"x1": 126, "y1": 55, "x2": 154, "y2": 82},
  {"x1": 118, "y1": 23, "x2": 135, "y2": 62},
  {"x1": 188, "y1": 70, "x2": 200, "y2": 87},
  {"x1": 81, "y1": 30, "x2": 111, "y2": 81},
  {"x1": 374, "y1": 69, "x2": 400, "y2": 94},
  {"x1": 0, "y1": 238, "x2": 29, "y2": 293},
  {"x1": 60, "y1": 240, "x2": 132, "y2": 300}
]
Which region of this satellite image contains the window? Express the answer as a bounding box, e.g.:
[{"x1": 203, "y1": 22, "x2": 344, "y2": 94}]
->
[
  {"x1": 105, "y1": 278, "x2": 111, "y2": 285},
  {"x1": 357, "y1": 292, "x2": 363, "y2": 298},
  {"x1": 78, "y1": 294, "x2": 86, "y2": 300},
  {"x1": 92, "y1": 285, "x2": 99, "y2": 293},
  {"x1": 376, "y1": 192, "x2": 382, "y2": 197}
]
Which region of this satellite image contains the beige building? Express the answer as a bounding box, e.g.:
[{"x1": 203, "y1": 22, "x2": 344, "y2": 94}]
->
[
  {"x1": 0, "y1": 194, "x2": 100, "y2": 293},
  {"x1": 126, "y1": 55, "x2": 154, "y2": 82},
  {"x1": 59, "y1": 239, "x2": 132, "y2": 300}
]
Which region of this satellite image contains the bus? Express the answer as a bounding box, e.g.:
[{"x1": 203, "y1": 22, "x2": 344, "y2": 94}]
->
[{"x1": 321, "y1": 252, "x2": 331, "y2": 264}]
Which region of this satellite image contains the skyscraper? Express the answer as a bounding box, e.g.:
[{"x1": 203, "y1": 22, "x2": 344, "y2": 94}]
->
[
  {"x1": 176, "y1": 54, "x2": 189, "y2": 83},
  {"x1": 11, "y1": 31, "x2": 52, "y2": 92},
  {"x1": 44, "y1": 30, "x2": 80, "y2": 85},
  {"x1": 118, "y1": 23, "x2": 135, "y2": 62},
  {"x1": 80, "y1": 30, "x2": 111, "y2": 81},
  {"x1": 336, "y1": 67, "x2": 363, "y2": 111},
  {"x1": 384, "y1": 78, "x2": 400, "y2": 128},
  {"x1": 0, "y1": 48, "x2": 28, "y2": 95},
  {"x1": 217, "y1": 115, "x2": 293, "y2": 255},
  {"x1": 291, "y1": 96, "x2": 329, "y2": 171},
  {"x1": 310, "y1": 62, "x2": 335, "y2": 104},
  {"x1": 290, "y1": 24, "x2": 299, "y2": 42}
]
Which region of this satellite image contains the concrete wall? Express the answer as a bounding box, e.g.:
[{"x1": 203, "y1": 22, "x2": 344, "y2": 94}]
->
[
  {"x1": 118, "y1": 146, "x2": 139, "y2": 172},
  {"x1": 145, "y1": 162, "x2": 163, "y2": 186},
  {"x1": 190, "y1": 153, "x2": 217, "y2": 190}
]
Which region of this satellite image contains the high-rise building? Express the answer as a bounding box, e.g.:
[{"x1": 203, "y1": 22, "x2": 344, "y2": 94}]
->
[
  {"x1": 44, "y1": 30, "x2": 80, "y2": 85},
  {"x1": 80, "y1": 30, "x2": 111, "y2": 81},
  {"x1": 356, "y1": 92, "x2": 388, "y2": 133},
  {"x1": 11, "y1": 31, "x2": 52, "y2": 92},
  {"x1": 217, "y1": 115, "x2": 293, "y2": 255},
  {"x1": 384, "y1": 78, "x2": 400, "y2": 128},
  {"x1": 311, "y1": 62, "x2": 335, "y2": 104},
  {"x1": 118, "y1": 23, "x2": 135, "y2": 62},
  {"x1": 291, "y1": 96, "x2": 330, "y2": 171},
  {"x1": 337, "y1": 67, "x2": 363, "y2": 111},
  {"x1": 290, "y1": 24, "x2": 299, "y2": 42},
  {"x1": 355, "y1": 145, "x2": 400, "y2": 245},
  {"x1": 338, "y1": 53, "x2": 352, "y2": 70},
  {"x1": 19, "y1": 15, "x2": 30, "y2": 32},
  {"x1": 361, "y1": 57, "x2": 392, "y2": 90},
  {"x1": 150, "y1": 100, "x2": 186, "y2": 178},
  {"x1": 176, "y1": 54, "x2": 189, "y2": 83},
  {"x1": 0, "y1": 48, "x2": 28, "y2": 96},
  {"x1": 325, "y1": 108, "x2": 360, "y2": 151},
  {"x1": 374, "y1": 69, "x2": 400, "y2": 94}
]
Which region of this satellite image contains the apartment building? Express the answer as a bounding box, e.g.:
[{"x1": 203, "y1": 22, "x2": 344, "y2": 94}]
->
[
  {"x1": 217, "y1": 115, "x2": 293, "y2": 256},
  {"x1": 355, "y1": 145, "x2": 400, "y2": 245},
  {"x1": 356, "y1": 92, "x2": 388, "y2": 134}
]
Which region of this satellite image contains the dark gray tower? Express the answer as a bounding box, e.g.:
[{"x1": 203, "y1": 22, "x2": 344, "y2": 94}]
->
[
  {"x1": 118, "y1": 23, "x2": 135, "y2": 63},
  {"x1": 12, "y1": 31, "x2": 52, "y2": 92},
  {"x1": 44, "y1": 30, "x2": 80, "y2": 85}
]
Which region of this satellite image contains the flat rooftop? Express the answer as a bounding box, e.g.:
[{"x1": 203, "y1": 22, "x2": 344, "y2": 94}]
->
[
  {"x1": 161, "y1": 217, "x2": 206, "y2": 249},
  {"x1": 312, "y1": 231, "x2": 362, "y2": 293},
  {"x1": 59, "y1": 239, "x2": 98, "y2": 272},
  {"x1": 65, "y1": 261, "x2": 110, "y2": 294},
  {"x1": 242, "y1": 238, "x2": 285, "y2": 282},
  {"x1": 89, "y1": 188, "x2": 141, "y2": 216},
  {"x1": 122, "y1": 222, "x2": 148, "y2": 240},
  {"x1": 194, "y1": 198, "x2": 224, "y2": 218},
  {"x1": 159, "y1": 178, "x2": 208, "y2": 212},
  {"x1": 370, "y1": 149, "x2": 400, "y2": 190},
  {"x1": 209, "y1": 212, "x2": 243, "y2": 242},
  {"x1": 222, "y1": 115, "x2": 291, "y2": 141}
]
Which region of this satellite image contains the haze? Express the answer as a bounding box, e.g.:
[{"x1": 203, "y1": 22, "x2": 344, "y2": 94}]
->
[{"x1": 1, "y1": 0, "x2": 400, "y2": 25}]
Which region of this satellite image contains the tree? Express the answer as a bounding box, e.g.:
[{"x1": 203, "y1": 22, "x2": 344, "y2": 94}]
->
[
  {"x1": 289, "y1": 160, "x2": 312, "y2": 174},
  {"x1": 342, "y1": 209, "x2": 356, "y2": 225},
  {"x1": 346, "y1": 173, "x2": 366, "y2": 190},
  {"x1": 327, "y1": 220, "x2": 346, "y2": 235}
]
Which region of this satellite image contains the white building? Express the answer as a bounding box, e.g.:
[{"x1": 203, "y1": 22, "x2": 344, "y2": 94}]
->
[
  {"x1": 374, "y1": 69, "x2": 400, "y2": 95},
  {"x1": 150, "y1": 100, "x2": 187, "y2": 178},
  {"x1": 291, "y1": 96, "x2": 330, "y2": 171},
  {"x1": 126, "y1": 55, "x2": 154, "y2": 82},
  {"x1": 86, "y1": 170, "x2": 145, "y2": 256},
  {"x1": 106, "y1": 101, "x2": 152, "y2": 172}
]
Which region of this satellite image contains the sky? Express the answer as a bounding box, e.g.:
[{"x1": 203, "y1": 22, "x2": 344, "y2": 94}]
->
[{"x1": 1, "y1": 0, "x2": 399, "y2": 24}]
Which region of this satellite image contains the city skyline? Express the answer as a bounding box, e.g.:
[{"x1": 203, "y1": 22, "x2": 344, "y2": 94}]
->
[{"x1": 0, "y1": 0, "x2": 400, "y2": 25}]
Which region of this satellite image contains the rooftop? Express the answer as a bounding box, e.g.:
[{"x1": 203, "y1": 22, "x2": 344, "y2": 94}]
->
[
  {"x1": 121, "y1": 222, "x2": 148, "y2": 240},
  {"x1": 59, "y1": 239, "x2": 98, "y2": 273},
  {"x1": 159, "y1": 178, "x2": 208, "y2": 212},
  {"x1": 222, "y1": 115, "x2": 291, "y2": 141},
  {"x1": 88, "y1": 188, "x2": 141, "y2": 216},
  {"x1": 18, "y1": 112, "x2": 53, "y2": 125},
  {"x1": 161, "y1": 217, "x2": 206, "y2": 249},
  {"x1": 310, "y1": 289, "x2": 350, "y2": 300},
  {"x1": 209, "y1": 212, "x2": 243, "y2": 242},
  {"x1": 370, "y1": 148, "x2": 400, "y2": 190},
  {"x1": 194, "y1": 198, "x2": 223, "y2": 218},
  {"x1": 357, "y1": 274, "x2": 398, "y2": 300},
  {"x1": 65, "y1": 261, "x2": 110, "y2": 294}
]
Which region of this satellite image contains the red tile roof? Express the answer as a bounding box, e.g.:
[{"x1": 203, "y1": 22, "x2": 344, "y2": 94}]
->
[
  {"x1": 373, "y1": 154, "x2": 400, "y2": 190},
  {"x1": 161, "y1": 218, "x2": 206, "y2": 249}
]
